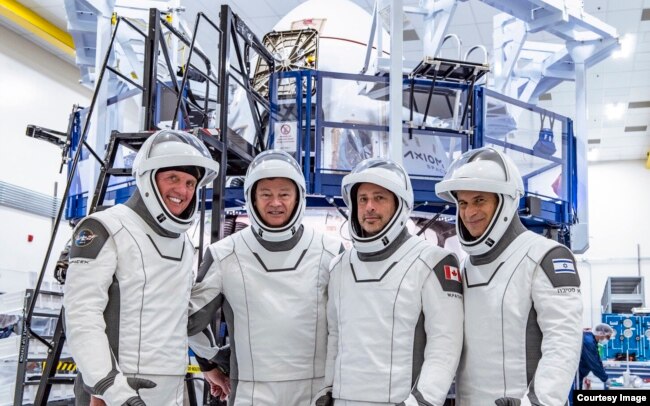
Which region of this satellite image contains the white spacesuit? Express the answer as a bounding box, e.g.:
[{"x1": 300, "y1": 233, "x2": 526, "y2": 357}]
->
[
  {"x1": 188, "y1": 150, "x2": 342, "y2": 406},
  {"x1": 316, "y1": 158, "x2": 463, "y2": 406},
  {"x1": 64, "y1": 130, "x2": 219, "y2": 406},
  {"x1": 435, "y1": 147, "x2": 583, "y2": 406}
]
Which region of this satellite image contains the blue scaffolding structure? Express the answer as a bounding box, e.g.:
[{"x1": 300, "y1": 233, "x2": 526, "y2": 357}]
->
[{"x1": 265, "y1": 69, "x2": 579, "y2": 248}]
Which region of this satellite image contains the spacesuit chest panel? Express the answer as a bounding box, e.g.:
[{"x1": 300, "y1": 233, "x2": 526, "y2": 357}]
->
[
  {"x1": 240, "y1": 225, "x2": 314, "y2": 271},
  {"x1": 334, "y1": 237, "x2": 430, "y2": 402},
  {"x1": 222, "y1": 226, "x2": 329, "y2": 381},
  {"x1": 94, "y1": 205, "x2": 194, "y2": 375}
]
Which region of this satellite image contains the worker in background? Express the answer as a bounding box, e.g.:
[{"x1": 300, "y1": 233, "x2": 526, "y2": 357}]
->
[
  {"x1": 435, "y1": 147, "x2": 583, "y2": 406},
  {"x1": 579, "y1": 324, "x2": 613, "y2": 389},
  {"x1": 188, "y1": 150, "x2": 342, "y2": 405},
  {"x1": 64, "y1": 130, "x2": 219, "y2": 406},
  {"x1": 314, "y1": 158, "x2": 463, "y2": 406},
  {"x1": 0, "y1": 314, "x2": 20, "y2": 338}
]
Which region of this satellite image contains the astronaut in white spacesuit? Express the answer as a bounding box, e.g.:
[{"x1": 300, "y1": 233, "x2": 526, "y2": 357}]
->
[
  {"x1": 64, "y1": 129, "x2": 220, "y2": 406},
  {"x1": 188, "y1": 150, "x2": 342, "y2": 406},
  {"x1": 314, "y1": 158, "x2": 463, "y2": 406},
  {"x1": 435, "y1": 147, "x2": 583, "y2": 406}
]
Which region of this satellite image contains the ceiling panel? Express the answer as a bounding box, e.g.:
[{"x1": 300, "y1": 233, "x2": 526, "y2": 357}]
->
[
  {"x1": 452, "y1": 1, "x2": 475, "y2": 24},
  {"x1": 600, "y1": 71, "x2": 632, "y2": 88},
  {"x1": 583, "y1": 0, "x2": 608, "y2": 14},
  {"x1": 602, "y1": 87, "x2": 631, "y2": 98},
  {"x1": 608, "y1": 0, "x2": 644, "y2": 11},
  {"x1": 630, "y1": 86, "x2": 650, "y2": 99},
  {"x1": 469, "y1": 0, "x2": 499, "y2": 24},
  {"x1": 453, "y1": 24, "x2": 482, "y2": 48},
  {"x1": 640, "y1": 21, "x2": 650, "y2": 33},
  {"x1": 587, "y1": 88, "x2": 605, "y2": 102},
  {"x1": 637, "y1": 42, "x2": 650, "y2": 54},
  {"x1": 475, "y1": 23, "x2": 493, "y2": 45},
  {"x1": 606, "y1": 10, "x2": 642, "y2": 34}
]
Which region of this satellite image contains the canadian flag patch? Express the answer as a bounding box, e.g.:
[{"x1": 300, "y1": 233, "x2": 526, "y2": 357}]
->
[{"x1": 444, "y1": 265, "x2": 461, "y2": 283}]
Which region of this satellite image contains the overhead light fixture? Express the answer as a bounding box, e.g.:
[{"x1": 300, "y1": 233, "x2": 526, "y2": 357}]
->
[
  {"x1": 628, "y1": 101, "x2": 650, "y2": 109},
  {"x1": 605, "y1": 102, "x2": 626, "y2": 120},
  {"x1": 624, "y1": 125, "x2": 648, "y2": 132},
  {"x1": 612, "y1": 34, "x2": 636, "y2": 59},
  {"x1": 587, "y1": 148, "x2": 599, "y2": 162}
]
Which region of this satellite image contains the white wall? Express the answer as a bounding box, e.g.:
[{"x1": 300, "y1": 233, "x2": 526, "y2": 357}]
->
[
  {"x1": 0, "y1": 25, "x2": 92, "y2": 292},
  {"x1": 578, "y1": 160, "x2": 650, "y2": 327}
]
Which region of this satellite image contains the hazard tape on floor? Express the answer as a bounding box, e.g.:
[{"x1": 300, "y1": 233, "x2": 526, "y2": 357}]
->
[{"x1": 41, "y1": 361, "x2": 77, "y2": 372}]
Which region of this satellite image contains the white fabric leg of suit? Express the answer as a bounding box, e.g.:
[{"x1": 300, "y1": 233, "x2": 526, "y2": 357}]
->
[
  {"x1": 123, "y1": 374, "x2": 185, "y2": 405},
  {"x1": 233, "y1": 377, "x2": 323, "y2": 406}
]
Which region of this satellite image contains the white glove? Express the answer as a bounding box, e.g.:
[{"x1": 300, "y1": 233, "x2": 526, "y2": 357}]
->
[{"x1": 100, "y1": 374, "x2": 156, "y2": 406}]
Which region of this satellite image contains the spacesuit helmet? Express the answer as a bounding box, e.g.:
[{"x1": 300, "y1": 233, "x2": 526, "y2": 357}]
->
[
  {"x1": 244, "y1": 150, "x2": 306, "y2": 242},
  {"x1": 435, "y1": 147, "x2": 524, "y2": 256},
  {"x1": 342, "y1": 157, "x2": 413, "y2": 253},
  {"x1": 132, "y1": 129, "x2": 219, "y2": 233}
]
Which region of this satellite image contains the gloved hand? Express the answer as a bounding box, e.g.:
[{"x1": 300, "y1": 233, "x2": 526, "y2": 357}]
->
[
  {"x1": 120, "y1": 377, "x2": 156, "y2": 405},
  {"x1": 126, "y1": 377, "x2": 157, "y2": 392},
  {"x1": 100, "y1": 375, "x2": 156, "y2": 406},
  {"x1": 495, "y1": 397, "x2": 521, "y2": 406},
  {"x1": 312, "y1": 387, "x2": 333, "y2": 406}
]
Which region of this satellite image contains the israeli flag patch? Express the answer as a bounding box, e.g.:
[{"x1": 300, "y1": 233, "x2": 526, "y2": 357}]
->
[{"x1": 552, "y1": 259, "x2": 576, "y2": 274}]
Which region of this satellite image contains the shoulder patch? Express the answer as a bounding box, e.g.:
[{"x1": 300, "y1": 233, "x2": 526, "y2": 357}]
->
[
  {"x1": 432, "y1": 254, "x2": 463, "y2": 294},
  {"x1": 70, "y1": 218, "x2": 110, "y2": 260},
  {"x1": 540, "y1": 245, "x2": 580, "y2": 288}
]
